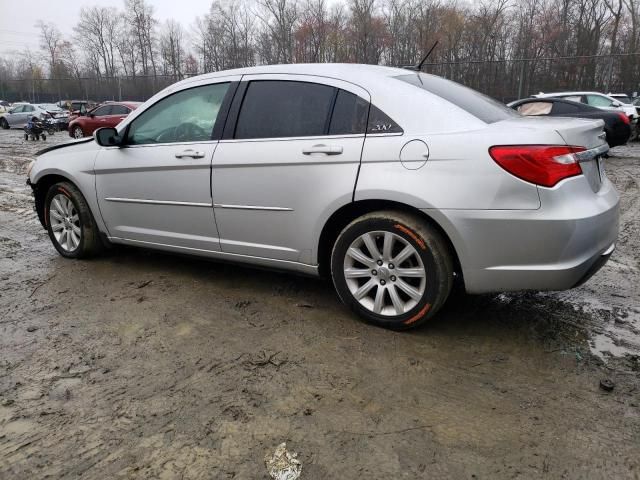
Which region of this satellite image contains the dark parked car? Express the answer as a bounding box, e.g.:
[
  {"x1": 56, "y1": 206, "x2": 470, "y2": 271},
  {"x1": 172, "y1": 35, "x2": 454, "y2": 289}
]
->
[
  {"x1": 508, "y1": 97, "x2": 631, "y2": 148},
  {"x1": 68, "y1": 102, "x2": 142, "y2": 138}
]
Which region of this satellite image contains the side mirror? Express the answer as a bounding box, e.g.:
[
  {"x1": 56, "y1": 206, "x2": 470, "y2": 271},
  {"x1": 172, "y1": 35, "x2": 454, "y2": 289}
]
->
[
  {"x1": 89, "y1": 113, "x2": 95, "y2": 118},
  {"x1": 94, "y1": 127, "x2": 123, "y2": 147}
]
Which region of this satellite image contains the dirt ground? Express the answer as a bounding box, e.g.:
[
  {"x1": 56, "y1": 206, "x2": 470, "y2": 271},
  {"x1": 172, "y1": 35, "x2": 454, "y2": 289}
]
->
[{"x1": 0, "y1": 128, "x2": 638, "y2": 479}]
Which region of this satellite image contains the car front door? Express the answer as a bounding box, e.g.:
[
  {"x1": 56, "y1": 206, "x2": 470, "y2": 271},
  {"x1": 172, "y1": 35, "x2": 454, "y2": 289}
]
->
[
  {"x1": 86, "y1": 105, "x2": 113, "y2": 134},
  {"x1": 211, "y1": 76, "x2": 370, "y2": 264},
  {"x1": 94, "y1": 78, "x2": 238, "y2": 251},
  {"x1": 6, "y1": 105, "x2": 24, "y2": 126}
]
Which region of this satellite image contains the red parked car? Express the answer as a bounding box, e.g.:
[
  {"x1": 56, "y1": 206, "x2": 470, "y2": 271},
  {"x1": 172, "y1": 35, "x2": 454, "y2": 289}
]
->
[{"x1": 68, "y1": 101, "x2": 142, "y2": 139}]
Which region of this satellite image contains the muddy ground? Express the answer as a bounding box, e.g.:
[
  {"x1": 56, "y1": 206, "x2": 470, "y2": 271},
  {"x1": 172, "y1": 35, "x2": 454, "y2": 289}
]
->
[{"x1": 0, "y1": 128, "x2": 638, "y2": 479}]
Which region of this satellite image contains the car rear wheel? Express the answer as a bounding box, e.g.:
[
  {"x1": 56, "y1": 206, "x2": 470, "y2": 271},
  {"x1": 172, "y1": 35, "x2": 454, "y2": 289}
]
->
[
  {"x1": 45, "y1": 182, "x2": 103, "y2": 259},
  {"x1": 0, "y1": 118, "x2": 8, "y2": 129},
  {"x1": 72, "y1": 126, "x2": 84, "y2": 139},
  {"x1": 331, "y1": 211, "x2": 454, "y2": 330}
]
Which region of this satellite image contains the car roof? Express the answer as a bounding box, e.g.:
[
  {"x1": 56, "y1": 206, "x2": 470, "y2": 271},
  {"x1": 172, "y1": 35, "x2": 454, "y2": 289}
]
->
[
  {"x1": 96, "y1": 101, "x2": 142, "y2": 108},
  {"x1": 174, "y1": 63, "x2": 410, "y2": 89},
  {"x1": 127, "y1": 63, "x2": 505, "y2": 134}
]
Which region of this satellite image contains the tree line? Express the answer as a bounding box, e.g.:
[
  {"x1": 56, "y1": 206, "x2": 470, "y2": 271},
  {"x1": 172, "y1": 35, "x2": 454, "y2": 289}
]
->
[{"x1": 1, "y1": 0, "x2": 639, "y2": 102}]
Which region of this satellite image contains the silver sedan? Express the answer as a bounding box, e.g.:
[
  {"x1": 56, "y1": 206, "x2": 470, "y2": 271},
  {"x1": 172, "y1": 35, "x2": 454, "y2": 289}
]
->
[{"x1": 27, "y1": 64, "x2": 619, "y2": 329}]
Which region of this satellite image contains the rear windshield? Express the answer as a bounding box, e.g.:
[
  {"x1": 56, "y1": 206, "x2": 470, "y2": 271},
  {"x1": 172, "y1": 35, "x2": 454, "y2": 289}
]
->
[
  {"x1": 395, "y1": 73, "x2": 519, "y2": 124},
  {"x1": 613, "y1": 95, "x2": 632, "y2": 104}
]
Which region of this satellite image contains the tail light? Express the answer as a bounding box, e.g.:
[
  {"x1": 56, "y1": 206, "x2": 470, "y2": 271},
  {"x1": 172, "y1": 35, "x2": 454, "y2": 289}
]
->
[
  {"x1": 618, "y1": 113, "x2": 630, "y2": 125},
  {"x1": 489, "y1": 145, "x2": 585, "y2": 187}
]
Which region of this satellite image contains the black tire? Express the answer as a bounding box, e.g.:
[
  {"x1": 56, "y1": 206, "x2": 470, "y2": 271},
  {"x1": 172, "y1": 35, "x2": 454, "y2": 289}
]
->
[
  {"x1": 331, "y1": 211, "x2": 454, "y2": 330},
  {"x1": 0, "y1": 118, "x2": 8, "y2": 129},
  {"x1": 41, "y1": 134, "x2": 46, "y2": 141},
  {"x1": 72, "y1": 126, "x2": 84, "y2": 138},
  {"x1": 44, "y1": 181, "x2": 103, "y2": 259},
  {"x1": 24, "y1": 134, "x2": 28, "y2": 141}
]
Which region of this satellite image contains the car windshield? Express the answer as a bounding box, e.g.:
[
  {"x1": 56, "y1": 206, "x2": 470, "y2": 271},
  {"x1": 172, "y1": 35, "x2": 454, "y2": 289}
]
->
[{"x1": 395, "y1": 73, "x2": 519, "y2": 124}]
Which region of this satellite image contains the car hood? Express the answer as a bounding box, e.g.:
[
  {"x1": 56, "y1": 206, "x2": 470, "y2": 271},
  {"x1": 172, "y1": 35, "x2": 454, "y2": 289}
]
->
[{"x1": 36, "y1": 137, "x2": 95, "y2": 157}]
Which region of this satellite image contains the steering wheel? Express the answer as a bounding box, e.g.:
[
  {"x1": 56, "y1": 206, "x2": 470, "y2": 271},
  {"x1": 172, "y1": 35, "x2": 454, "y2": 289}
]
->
[{"x1": 173, "y1": 122, "x2": 207, "y2": 142}]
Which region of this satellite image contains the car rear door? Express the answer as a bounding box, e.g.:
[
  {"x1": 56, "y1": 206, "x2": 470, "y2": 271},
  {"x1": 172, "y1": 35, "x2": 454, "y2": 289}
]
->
[
  {"x1": 211, "y1": 75, "x2": 370, "y2": 263},
  {"x1": 94, "y1": 77, "x2": 239, "y2": 251},
  {"x1": 104, "y1": 104, "x2": 131, "y2": 128}
]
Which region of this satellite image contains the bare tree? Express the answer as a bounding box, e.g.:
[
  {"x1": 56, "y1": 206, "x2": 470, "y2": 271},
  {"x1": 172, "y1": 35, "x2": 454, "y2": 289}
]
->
[
  {"x1": 256, "y1": 0, "x2": 299, "y2": 63},
  {"x1": 124, "y1": 0, "x2": 159, "y2": 76},
  {"x1": 74, "y1": 6, "x2": 119, "y2": 77},
  {"x1": 160, "y1": 20, "x2": 185, "y2": 77}
]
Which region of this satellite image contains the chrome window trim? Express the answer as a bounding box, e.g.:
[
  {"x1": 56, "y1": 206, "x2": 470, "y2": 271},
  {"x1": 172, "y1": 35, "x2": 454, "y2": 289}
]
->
[
  {"x1": 116, "y1": 140, "x2": 220, "y2": 149},
  {"x1": 218, "y1": 134, "x2": 365, "y2": 144}
]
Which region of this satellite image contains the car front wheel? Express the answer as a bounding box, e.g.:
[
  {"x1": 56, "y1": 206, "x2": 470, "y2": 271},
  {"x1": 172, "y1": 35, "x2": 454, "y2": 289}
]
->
[
  {"x1": 331, "y1": 211, "x2": 454, "y2": 330},
  {"x1": 44, "y1": 181, "x2": 103, "y2": 258}
]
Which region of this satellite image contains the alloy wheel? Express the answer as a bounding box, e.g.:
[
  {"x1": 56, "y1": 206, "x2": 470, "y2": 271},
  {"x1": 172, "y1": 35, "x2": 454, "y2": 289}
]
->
[
  {"x1": 343, "y1": 231, "x2": 426, "y2": 316},
  {"x1": 73, "y1": 127, "x2": 84, "y2": 139},
  {"x1": 49, "y1": 194, "x2": 81, "y2": 252}
]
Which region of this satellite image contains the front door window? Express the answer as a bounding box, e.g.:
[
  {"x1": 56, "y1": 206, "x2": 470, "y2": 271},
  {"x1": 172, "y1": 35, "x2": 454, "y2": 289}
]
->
[{"x1": 127, "y1": 83, "x2": 230, "y2": 145}]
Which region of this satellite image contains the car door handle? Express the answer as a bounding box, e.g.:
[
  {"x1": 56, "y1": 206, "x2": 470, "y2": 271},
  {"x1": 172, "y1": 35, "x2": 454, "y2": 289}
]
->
[
  {"x1": 302, "y1": 144, "x2": 343, "y2": 155},
  {"x1": 175, "y1": 149, "x2": 205, "y2": 159}
]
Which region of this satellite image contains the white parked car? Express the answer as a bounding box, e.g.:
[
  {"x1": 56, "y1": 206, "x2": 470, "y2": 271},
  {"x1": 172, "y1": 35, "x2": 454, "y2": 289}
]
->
[
  {"x1": 608, "y1": 93, "x2": 632, "y2": 104},
  {"x1": 534, "y1": 91, "x2": 638, "y2": 122}
]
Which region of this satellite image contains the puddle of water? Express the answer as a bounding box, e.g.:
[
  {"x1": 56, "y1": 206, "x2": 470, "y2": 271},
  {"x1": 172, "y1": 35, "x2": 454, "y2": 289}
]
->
[{"x1": 553, "y1": 292, "x2": 640, "y2": 360}]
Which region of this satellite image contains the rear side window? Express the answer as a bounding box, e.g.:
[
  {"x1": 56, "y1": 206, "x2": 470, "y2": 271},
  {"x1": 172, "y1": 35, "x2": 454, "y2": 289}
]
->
[
  {"x1": 395, "y1": 73, "x2": 519, "y2": 124},
  {"x1": 235, "y1": 81, "x2": 335, "y2": 139},
  {"x1": 329, "y1": 90, "x2": 369, "y2": 135},
  {"x1": 551, "y1": 102, "x2": 581, "y2": 114},
  {"x1": 561, "y1": 95, "x2": 583, "y2": 103},
  {"x1": 517, "y1": 102, "x2": 552, "y2": 116},
  {"x1": 110, "y1": 105, "x2": 130, "y2": 115},
  {"x1": 367, "y1": 105, "x2": 403, "y2": 133}
]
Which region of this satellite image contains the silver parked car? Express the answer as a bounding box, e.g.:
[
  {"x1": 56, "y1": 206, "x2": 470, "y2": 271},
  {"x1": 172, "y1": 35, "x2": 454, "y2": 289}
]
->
[
  {"x1": 27, "y1": 64, "x2": 619, "y2": 329},
  {"x1": 0, "y1": 102, "x2": 63, "y2": 129}
]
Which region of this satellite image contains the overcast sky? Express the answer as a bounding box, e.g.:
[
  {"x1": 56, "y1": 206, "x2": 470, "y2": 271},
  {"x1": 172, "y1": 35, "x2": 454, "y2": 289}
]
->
[{"x1": 0, "y1": 0, "x2": 213, "y2": 57}]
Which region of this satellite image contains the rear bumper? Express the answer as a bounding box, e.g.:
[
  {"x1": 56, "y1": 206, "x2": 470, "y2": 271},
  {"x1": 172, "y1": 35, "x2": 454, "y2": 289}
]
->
[{"x1": 425, "y1": 175, "x2": 619, "y2": 294}]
